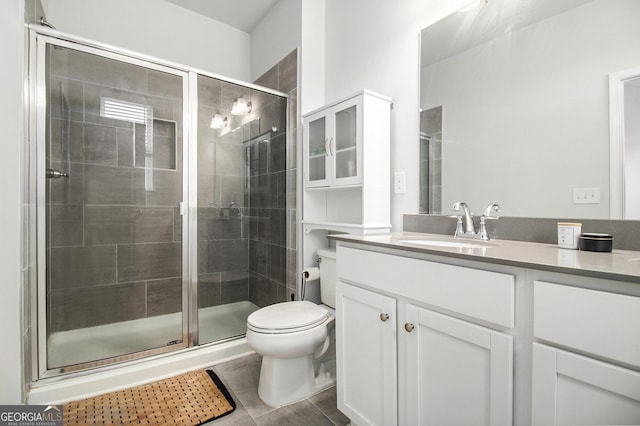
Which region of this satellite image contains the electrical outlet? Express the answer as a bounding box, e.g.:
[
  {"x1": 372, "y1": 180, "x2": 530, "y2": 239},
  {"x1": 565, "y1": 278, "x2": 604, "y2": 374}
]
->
[
  {"x1": 394, "y1": 172, "x2": 406, "y2": 194},
  {"x1": 573, "y1": 187, "x2": 600, "y2": 204}
]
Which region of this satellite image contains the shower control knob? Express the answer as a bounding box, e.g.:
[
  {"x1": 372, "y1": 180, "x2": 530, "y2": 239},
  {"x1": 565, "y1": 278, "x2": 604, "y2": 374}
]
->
[
  {"x1": 404, "y1": 323, "x2": 415, "y2": 332},
  {"x1": 379, "y1": 313, "x2": 390, "y2": 322}
]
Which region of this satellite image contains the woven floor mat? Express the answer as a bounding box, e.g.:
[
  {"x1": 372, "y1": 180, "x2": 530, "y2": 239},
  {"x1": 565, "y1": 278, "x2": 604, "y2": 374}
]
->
[{"x1": 63, "y1": 369, "x2": 236, "y2": 425}]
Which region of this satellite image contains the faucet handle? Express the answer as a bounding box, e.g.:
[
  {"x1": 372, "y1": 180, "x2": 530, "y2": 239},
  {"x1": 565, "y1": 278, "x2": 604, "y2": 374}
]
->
[
  {"x1": 452, "y1": 201, "x2": 466, "y2": 212},
  {"x1": 482, "y1": 203, "x2": 501, "y2": 219},
  {"x1": 448, "y1": 214, "x2": 464, "y2": 238}
]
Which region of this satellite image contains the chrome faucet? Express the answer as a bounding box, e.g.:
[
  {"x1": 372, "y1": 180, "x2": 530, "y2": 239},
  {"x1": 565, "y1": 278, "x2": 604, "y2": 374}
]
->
[
  {"x1": 451, "y1": 202, "x2": 501, "y2": 240},
  {"x1": 451, "y1": 201, "x2": 475, "y2": 236}
]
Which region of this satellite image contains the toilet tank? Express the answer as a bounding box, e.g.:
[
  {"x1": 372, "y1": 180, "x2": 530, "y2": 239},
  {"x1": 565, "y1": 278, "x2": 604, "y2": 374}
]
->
[{"x1": 317, "y1": 248, "x2": 336, "y2": 308}]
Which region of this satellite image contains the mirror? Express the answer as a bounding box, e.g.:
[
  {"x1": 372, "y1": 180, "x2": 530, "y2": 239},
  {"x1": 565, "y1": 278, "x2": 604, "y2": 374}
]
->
[{"x1": 419, "y1": 0, "x2": 640, "y2": 219}]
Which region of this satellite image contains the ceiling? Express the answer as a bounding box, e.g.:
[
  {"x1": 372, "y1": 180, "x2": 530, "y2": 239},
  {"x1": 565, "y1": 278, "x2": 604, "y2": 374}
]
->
[{"x1": 164, "y1": 0, "x2": 280, "y2": 33}]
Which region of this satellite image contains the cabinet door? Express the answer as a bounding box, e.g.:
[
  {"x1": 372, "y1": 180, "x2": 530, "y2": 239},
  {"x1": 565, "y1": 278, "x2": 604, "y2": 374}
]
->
[
  {"x1": 336, "y1": 282, "x2": 397, "y2": 426},
  {"x1": 532, "y1": 343, "x2": 640, "y2": 426},
  {"x1": 404, "y1": 305, "x2": 513, "y2": 426},
  {"x1": 304, "y1": 113, "x2": 330, "y2": 187},
  {"x1": 331, "y1": 98, "x2": 362, "y2": 186}
]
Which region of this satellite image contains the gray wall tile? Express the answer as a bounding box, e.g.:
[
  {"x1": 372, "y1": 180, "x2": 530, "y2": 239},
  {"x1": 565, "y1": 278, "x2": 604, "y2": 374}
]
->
[
  {"x1": 49, "y1": 245, "x2": 117, "y2": 289},
  {"x1": 147, "y1": 277, "x2": 182, "y2": 316},
  {"x1": 49, "y1": 282, "x2": 146, "y2": 331},
  {"x1": 198, "y1": 76, "x2": 223, "y2": 109},
  {"x1": 253, "y1": 64, "x2": 278, "y2": 91},
  {"x1": 84, "y1": 123, "x2": 118, "y2": 165},
  {"x1": 48, "y1": 77, "x2": 84, "y2": 122},
  {"x1": 48, "y1": 204, "x2": 83, "y2": 247},
  {"x1": 220, "y1": 271, "x2": 250, "y2": 304},
  {"x1": 147, "y1": 69, "x2": 183, "y2": 100},
  {"x1": 84, "y1": 164, "x2": 134, "y2": 205},
  {"x1": 198, "y1": 273, "x2": 221, "y2": 308},
  {"x1": 205, "y1": 240, "x2": 248, "y2": 273},
  {"x1": 278, "y1": 49, "x2": 298, "y2": 93},
  {"x1": 216, "y1": 142, "x2": 245, "y2": 176},
  {"x1": 85, "y1": 206, "x2": 175, "y2": 245},
  {"x1": 117, "y1": 127, "x2": 134, "y2": 167},
  {"x1": 50, "y1": 47, "x2": 148, "y2": 93},
  {"x1": 133, "y1": 168, "x2": 182, "y2": 206},
  {"x1": 117, "y1": 242, "x2": 182, "y2": 282}
]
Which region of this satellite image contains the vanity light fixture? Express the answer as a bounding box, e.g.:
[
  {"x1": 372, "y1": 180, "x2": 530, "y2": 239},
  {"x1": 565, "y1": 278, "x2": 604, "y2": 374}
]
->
[
  {"x1": 210, "y1": 113, "x2": 228, "y2": 129},
  {"x1": 230, "y1": 96, "x2": 252, "y2": 115}
]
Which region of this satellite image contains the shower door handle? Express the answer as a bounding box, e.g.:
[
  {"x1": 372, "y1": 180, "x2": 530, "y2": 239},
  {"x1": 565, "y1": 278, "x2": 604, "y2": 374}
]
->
[{"x1": 46, "y1": 168, "x2": 69, "y2": 179}]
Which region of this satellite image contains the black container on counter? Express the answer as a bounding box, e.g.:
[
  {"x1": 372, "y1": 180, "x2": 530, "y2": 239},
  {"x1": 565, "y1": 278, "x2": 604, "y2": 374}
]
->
[{"x1": 578, "y1": 233, "x2": 613, "y2": 252}]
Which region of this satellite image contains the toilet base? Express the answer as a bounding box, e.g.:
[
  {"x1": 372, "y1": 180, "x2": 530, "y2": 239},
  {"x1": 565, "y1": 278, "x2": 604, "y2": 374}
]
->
[{"x1": 257, "y1": 354, "x2": 336, "y2": 407}]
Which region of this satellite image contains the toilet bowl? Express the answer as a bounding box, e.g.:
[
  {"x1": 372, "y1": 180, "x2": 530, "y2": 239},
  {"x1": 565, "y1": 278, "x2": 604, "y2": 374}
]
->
[{"x1": 246, "y1": 248, "x2": 337, "y2": 407}]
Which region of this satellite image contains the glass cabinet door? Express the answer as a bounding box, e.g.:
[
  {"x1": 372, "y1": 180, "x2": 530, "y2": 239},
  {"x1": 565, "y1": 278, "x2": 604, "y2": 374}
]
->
[
  {"x1": 334, "y1": 105, "x2": 358, "y2": 180},
  {"x1": 307, "y1": 116, "x2": 327, "y2": 184}
]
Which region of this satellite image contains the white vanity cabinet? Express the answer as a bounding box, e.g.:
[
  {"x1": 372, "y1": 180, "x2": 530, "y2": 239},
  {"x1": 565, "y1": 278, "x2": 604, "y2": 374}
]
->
[
  {"x1": 532, "y1": 281, "x2": 640, "y2": 425},
  {"x1": 404, "y1": 305, "x2": 513, "y2": 426},
  {"x1": 336, "y1": 282, "x2": 397, "y2": 426},
  {"x1": 336, "y1": 246, "x2": 515, "y2": 426}
]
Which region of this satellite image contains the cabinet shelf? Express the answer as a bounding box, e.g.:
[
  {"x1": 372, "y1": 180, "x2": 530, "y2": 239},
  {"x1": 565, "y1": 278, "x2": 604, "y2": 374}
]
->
[{"x1": 302, "y1": 220, "x2": 391, "y2": 235}]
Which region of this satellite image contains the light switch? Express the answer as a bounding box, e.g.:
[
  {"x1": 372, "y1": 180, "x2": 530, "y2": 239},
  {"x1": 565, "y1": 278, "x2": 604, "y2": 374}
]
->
[
  {"x1": 572, "y1": 187, "x2": 600, "y2": 204},
  {"x1": 394, "y1": 172, "x2": 406, "y2": 194}
]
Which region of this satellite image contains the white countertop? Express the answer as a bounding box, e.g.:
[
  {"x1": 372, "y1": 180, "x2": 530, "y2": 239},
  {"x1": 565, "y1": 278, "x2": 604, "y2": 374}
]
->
[{"x1": 329, "y1": 232, "x2": 640, "y2": 284}]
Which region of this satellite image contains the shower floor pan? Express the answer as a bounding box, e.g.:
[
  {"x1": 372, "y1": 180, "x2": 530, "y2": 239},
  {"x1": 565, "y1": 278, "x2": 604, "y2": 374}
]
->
[{"x1": 47, "y1": 300, "x2": 259, "y2": 370}]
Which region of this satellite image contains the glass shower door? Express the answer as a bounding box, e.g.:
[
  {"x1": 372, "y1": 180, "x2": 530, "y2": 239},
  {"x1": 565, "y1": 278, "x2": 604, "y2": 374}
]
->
[{"x1": 39, "y1": 37, "x2": 188, "y2": 372}]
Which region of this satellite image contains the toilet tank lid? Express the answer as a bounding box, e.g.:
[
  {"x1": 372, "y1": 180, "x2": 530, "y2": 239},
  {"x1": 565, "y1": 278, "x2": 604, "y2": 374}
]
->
[{"x1": 317, "y1": 248, "x2": 336, "y2": 259}]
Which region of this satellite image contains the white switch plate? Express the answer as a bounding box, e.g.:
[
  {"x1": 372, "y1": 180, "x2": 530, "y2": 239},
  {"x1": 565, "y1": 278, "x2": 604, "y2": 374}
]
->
[
  {"x1": 393, "y1": 172, "x2": 406, "y2": 194},
  {"x1": 573, "y1": 187, "x2": 600, "y2": 204}
]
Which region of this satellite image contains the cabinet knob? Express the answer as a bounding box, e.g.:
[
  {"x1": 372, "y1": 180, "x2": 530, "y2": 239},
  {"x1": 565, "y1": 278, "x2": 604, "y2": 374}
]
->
[
  {"x1": 379, "y1": 313, "x2": 390, "y2": 322},
  {"x1": 404, "y1": 323, "x2": 415, "y2": 332}
]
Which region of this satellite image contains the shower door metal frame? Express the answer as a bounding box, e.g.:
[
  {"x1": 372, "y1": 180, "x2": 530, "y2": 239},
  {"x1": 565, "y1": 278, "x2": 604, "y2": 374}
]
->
[
  {"x1": 29, "y1": 26, "x2": 291, "y2": 382},
  {"x1": 31, "y1": 30, "x2": 193, "y2": 379}
]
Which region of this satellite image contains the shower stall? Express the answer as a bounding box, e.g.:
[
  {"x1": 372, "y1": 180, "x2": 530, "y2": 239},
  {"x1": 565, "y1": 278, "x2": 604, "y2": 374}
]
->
[{"x1": 32, "y1": 30, "x2": 290, "y2": 378}]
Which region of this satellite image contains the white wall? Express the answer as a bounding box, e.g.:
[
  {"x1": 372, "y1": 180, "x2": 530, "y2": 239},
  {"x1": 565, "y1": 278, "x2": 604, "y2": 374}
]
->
[
  {"x1": 0, "y1": 0, "x2": 26, "y2": 404},
  {"x1": 421, "y1": 0, "x2": 639, "y2": 219},
  {"x1": 300, "y1": 0, "x2": 325, "y2": 113},
  {"x1": 250, "y1": 0, "x2": 302, "y2": 81},
  {"x1": 42, "y1": 0, "x2": 251, "y2": 80},
  {"x1": 323, "y1": 0, "x2": 469, "y2": 230}
]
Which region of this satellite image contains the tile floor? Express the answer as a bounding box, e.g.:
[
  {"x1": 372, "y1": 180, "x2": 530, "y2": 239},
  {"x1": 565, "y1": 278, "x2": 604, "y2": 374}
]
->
[{"x1": 206, "y1": 353, "x2": 351, "y2": 425}]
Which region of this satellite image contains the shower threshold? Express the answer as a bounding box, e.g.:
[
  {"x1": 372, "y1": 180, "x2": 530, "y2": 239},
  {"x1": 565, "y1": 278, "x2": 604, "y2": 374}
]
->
[{"x1": 47, "y1": 300, "x2": 259, "y2": 370}]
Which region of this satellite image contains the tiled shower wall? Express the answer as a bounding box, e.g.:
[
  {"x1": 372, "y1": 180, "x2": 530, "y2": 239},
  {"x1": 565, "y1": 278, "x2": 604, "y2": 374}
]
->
[
  {"x1": 196, "y1": 67, "x2": 290, "y2": 311},
  {"x1": 197, "y1": 76, "x2": 254, "y2": 309},
  {"x1": 42, "y1": 43, "x2": 294, "y2": 335},
  {"x1": 253, "y1": 49, "x2": 298, "y2": 303},
  {"x1": 46, "y1": 47, "x2": 184, "y2": 332}
]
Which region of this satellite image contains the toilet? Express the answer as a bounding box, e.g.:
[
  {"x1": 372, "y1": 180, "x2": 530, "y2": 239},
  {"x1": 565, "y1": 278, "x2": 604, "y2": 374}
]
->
[{"x1": 246, "y1": 248, "x2": 336, "y2": 407}]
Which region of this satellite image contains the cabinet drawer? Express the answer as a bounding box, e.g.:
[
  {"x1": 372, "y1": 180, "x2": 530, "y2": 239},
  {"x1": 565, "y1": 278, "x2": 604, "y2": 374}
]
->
[
  {"x1": 337, "y1": 246, "x2": 514, "y2": 328},
  {"x1": 534, "y1": 281, "x2": 640, "y2": 367}
]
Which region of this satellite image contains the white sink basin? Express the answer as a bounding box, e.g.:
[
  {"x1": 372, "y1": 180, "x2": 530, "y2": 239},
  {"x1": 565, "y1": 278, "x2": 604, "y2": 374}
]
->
[{"x1": 395, "y1": 238, "x2": 497, "y2": 249}]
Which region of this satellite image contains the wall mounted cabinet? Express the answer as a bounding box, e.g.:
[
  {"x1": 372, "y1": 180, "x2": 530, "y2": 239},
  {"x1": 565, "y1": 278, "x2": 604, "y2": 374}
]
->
[
  {"x1": 300, "y1": 90, "x2": 391, "y2": 302},
  {"x1": 304, "y1": 97, "x2": 361, "y2": 188},
  {"x1": 302, "y1": 90, "x2": 391, "y2": 231}
]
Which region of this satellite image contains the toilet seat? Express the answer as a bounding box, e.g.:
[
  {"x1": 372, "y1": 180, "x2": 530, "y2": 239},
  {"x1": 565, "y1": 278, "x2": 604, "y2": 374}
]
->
[{"x1": 247, "y1": 301, "x2": 329, "y2": 334}]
